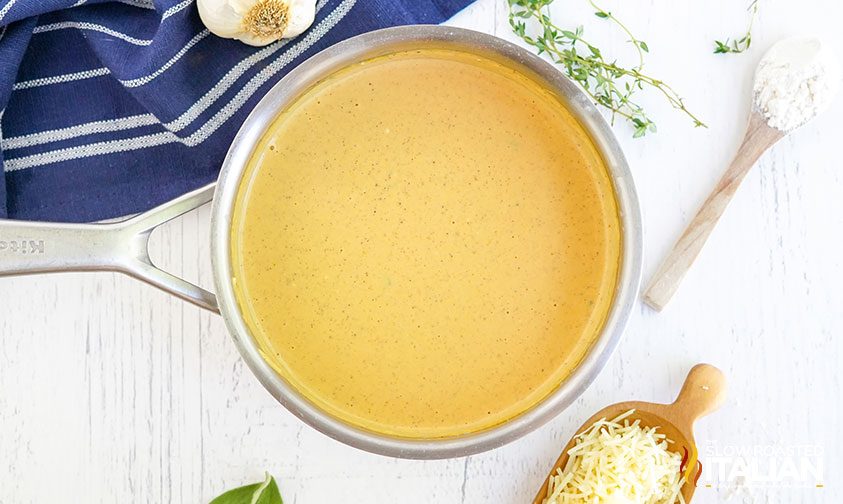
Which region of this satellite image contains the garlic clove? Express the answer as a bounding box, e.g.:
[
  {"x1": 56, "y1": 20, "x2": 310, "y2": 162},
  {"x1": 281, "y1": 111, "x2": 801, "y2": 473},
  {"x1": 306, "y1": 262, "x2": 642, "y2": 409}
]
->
[
  {"x1": 282, "y1": 0, "x2": 316, "y2": 39},
  {"x1": 197, "y1": 0, "x2": 317, "y2": 47},
  {"x1": 197, "y1": 0, "x2": 248, "y2": 38}
]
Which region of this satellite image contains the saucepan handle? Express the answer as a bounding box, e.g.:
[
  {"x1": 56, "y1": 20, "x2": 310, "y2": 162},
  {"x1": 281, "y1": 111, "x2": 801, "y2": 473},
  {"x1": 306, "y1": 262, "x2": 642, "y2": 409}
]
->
[{"x1": 0, "y1": 184, "x2": 219, "y2": 313}]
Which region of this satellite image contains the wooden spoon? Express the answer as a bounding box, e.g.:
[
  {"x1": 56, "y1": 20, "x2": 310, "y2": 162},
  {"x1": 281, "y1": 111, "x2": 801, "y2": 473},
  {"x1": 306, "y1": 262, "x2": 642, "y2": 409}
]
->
[
  {"x1": 532, "y1": 364, "x2": 727, "y2": 504},
  {"x1": 643, "y1": 111, "x2": 784, "y2": 311}
]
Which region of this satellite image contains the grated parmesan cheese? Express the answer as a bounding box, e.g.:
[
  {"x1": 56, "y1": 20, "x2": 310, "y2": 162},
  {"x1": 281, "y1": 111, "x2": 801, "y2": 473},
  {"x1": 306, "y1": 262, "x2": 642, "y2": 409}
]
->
[{"x1": 543, "y1": 410, "x2": 686, "y2": 504}]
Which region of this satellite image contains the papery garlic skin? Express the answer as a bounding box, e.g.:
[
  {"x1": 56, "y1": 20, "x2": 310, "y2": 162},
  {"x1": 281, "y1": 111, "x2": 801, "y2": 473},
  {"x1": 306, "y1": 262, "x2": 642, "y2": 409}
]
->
[{"x1": 197, "y1": 0, "x2": 316, "y2": 47}]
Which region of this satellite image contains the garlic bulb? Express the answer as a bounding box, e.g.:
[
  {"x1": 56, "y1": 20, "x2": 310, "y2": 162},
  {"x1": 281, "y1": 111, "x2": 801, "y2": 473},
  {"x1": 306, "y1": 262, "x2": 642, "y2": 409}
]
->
[{"x1": 197, "y1": 0, "x2": 316, "y2": 47}]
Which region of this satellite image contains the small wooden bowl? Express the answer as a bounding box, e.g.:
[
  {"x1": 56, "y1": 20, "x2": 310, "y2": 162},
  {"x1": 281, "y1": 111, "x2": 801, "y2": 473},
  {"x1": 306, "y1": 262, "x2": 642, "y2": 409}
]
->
[{"x1": 533, "y1": 364, "x2": 727, "y2": 503}]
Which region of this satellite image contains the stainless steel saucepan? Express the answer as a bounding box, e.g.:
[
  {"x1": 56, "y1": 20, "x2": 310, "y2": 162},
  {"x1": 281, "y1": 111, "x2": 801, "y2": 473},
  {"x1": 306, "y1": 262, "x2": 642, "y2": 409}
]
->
[{"x1": 0, "y1": 26, "x2": 642, "y2": 459}]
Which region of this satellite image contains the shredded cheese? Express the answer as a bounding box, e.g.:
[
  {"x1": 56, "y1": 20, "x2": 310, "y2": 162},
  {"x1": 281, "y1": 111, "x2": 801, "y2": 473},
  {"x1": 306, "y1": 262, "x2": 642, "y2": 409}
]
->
[{"x1": 543, "y1": 410, "x2": 686, "y2": 504}]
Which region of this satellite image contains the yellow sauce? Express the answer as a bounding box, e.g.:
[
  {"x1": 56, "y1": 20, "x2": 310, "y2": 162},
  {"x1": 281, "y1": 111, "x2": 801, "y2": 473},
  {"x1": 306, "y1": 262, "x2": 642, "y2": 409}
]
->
[{"x1": 231, "y1": 49, "x2": 621, "y2": 438}]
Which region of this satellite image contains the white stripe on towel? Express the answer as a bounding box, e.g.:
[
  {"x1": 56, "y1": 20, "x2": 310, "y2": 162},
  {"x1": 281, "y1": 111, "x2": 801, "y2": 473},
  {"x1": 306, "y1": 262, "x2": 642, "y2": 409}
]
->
[
  {"x1": 119, "y1": 29, "x2": 210, "y2": 87},
  {"x1": 162, "y1": 0, "x2": 194, "y2": 19},
  {"x1": 2, "y1": 114, "x2": 159, "y2": 150},
  {"x1": 12, "y1": 67, "x2": 111, "y2": 90},
  {"x1": 33, "y1": 21, "x2": 153, "y2": 45},
  {"x1": 0, "y1": 0, "x2": 17, "y2": 22}
]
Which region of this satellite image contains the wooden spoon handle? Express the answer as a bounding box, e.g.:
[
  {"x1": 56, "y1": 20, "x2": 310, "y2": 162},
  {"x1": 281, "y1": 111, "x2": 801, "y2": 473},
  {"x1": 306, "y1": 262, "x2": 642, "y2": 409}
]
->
[
  {"x1": 672, "y1": 364, "x2": 727, "y2": 424},
  {"x1": 643, "y1": 112, "x2": 784, "y2": 311}
]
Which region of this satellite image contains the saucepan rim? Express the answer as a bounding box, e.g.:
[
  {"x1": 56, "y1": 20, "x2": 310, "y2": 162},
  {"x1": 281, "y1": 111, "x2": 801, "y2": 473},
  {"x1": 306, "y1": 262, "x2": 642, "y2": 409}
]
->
[{"x1": 209, "y1": 25, "x2": 643, "y2": 459}]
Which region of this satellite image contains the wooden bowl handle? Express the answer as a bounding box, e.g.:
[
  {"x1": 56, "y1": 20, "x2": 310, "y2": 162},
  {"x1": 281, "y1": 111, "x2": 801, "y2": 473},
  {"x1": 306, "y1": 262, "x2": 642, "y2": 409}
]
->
[{"x1": 673, "y1": 364, "x2": 727, "y2": 424}]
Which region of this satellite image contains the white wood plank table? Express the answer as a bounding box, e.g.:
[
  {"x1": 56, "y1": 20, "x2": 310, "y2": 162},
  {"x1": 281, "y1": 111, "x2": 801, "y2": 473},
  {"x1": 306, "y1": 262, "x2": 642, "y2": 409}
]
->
[{"x1": 2, "y1": 1, "x2": 841, "y2": 502}]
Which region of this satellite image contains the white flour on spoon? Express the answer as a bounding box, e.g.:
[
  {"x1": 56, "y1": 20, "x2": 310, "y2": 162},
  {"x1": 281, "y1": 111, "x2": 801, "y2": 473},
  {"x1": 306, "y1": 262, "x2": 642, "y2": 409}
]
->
[{"x1": 753, "y1": 37, "x2": 842, "y2": 131}]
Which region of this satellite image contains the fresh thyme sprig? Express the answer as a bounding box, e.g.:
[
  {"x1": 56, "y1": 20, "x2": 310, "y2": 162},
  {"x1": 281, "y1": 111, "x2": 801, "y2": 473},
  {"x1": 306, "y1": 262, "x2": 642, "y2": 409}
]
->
[
  {"x1": 714, "y1": 0, "x2": 758, "y2": 54},
  {"x1": 508, "y1": 0, "x2": 706, "y2": 138}
]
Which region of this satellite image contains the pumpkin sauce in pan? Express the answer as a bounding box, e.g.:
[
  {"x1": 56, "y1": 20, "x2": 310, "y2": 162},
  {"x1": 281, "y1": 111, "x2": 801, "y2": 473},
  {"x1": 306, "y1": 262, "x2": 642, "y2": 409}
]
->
[{"x1": 231, "y1": 48, "x2": 621, "y2": 438}]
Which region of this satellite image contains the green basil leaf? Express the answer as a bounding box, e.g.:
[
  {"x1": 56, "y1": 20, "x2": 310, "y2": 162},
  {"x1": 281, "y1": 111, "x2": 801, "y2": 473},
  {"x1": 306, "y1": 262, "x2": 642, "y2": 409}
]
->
[{"x1": 210, "y1": 473, "x2": 283, "y2": 504}]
